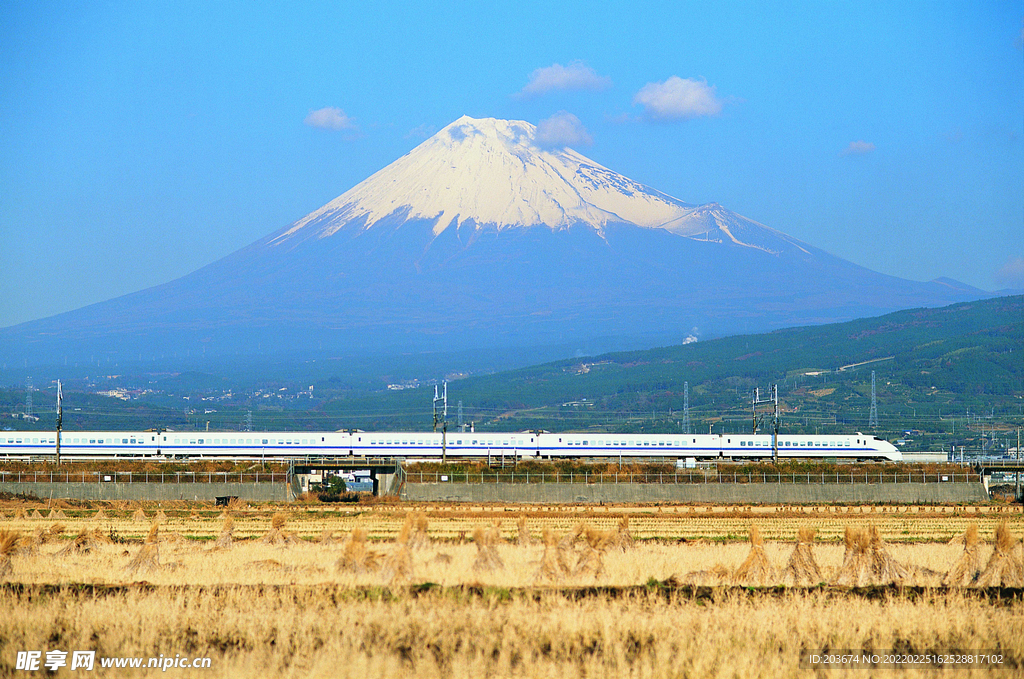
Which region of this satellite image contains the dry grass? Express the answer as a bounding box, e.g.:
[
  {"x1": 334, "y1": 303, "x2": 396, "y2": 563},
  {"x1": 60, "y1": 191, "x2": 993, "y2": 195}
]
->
[
  {"x1": 0, "y1": 585, "x2": 1020, "y2": 678},
  {"x1": 1, "y1": 501, "x2": 1023, "y2": 677}
]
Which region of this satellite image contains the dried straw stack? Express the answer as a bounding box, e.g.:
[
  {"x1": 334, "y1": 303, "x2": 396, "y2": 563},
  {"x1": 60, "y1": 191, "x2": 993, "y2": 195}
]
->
[
  {"x1": 535, "y1": 529, "x2": 565, "y2": 582},
  {"x1": 679, "y1": 563, "x2": 731, "y2": 586},
  {"x1": 516, "y1": 515, "x2": 534, "y2": 547},
  {"x1": 556, "y1": 523, "x2": 586, "y2": 575},
  {"x1": 471, "y1": 524, "x2": 505, "y2": 572},
  {"x1": 781, "y1": 527, "x2": 822, "y2": 587},
  {"x1": 260, "y1": 513, "x2": 298, "y2": 546},
  {"x1": 833, "y1": 527, "x2": 871, "y2": 587},
  {"x1": 125, "y1": 523, "x2": 161, "y2": 575},
  {"x1": 381, "y1": 531, "x2": 414, "y2": 584},
  {"x1": 975, "y1": 522, "x2": 1024, "y2": 587},
  {"x1": 867, "y1": 525, "x2": 909, "y2": 585},
  {"x1": 611, "y1": 515, "x2": 635, "y2": 551},
  {"x1": 57, "y1": 529, "x2": 111, "y2": 557},
  {"x1": 93, "y1": 508, "x2": 108, "y2": 521},
  {"x1": 0, "y1": 530, "x2": 18, "y2": 577},
  {"x1": 574, "y1": 525, "x2": 616, "y2": 578},
  {"x1": 734, "y1": 525, "x2": 777, "y2": 586},
  {"x1": 337, "y1": 529, "x2": 380, "y2": 574},
  {"x1": 943, "y1": 524, "x2": 982, "y2": 587},
  {"x1": 408, "y1": 512, "x2": 431, "y2": 549},
  {"x1": 215, "y1": 515, "x2": 235, "y2": 550},
  {"x1": 132, "y1": 508, "x2": 147, "y2": 522}
]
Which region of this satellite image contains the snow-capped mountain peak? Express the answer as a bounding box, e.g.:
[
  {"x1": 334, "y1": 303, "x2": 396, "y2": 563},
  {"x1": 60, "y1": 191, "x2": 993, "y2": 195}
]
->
[{"x1": 271, "y1": 115, "x2": 700, "y2": 243}]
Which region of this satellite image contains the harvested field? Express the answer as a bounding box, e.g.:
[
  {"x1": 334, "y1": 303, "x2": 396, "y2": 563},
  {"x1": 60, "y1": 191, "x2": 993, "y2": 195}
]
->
[{"x1": 1, "y1": 499, "x2": 1022, "y2": 677}]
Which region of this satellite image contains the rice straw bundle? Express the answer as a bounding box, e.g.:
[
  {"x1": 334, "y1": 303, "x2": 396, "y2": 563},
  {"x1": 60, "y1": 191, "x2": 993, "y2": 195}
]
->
[
  {"x1": 516, "y1": 515, "x2": 534, "y2": 547},
  {"x1": 679, "y1": 563, "x2": 731, "y2": 586},
  {"x1": 733, "y1": 525, "x2": 777, "y2": 586},
  {"x1": 337, "y1": 529, "x2": 380, "y2": 574},
  {"x1": 15, "y1": 529, "x2": 44, "y2": 556},
  {"x1": 833, "y1": 527, "x2": 871, "y2": 587},
  {"x1": 975, "y1": 522, "x2": 1024, "y2": 587},
  {"x1": 867, "y1": 525, "x2": 909, "y2": 585},
  {"x1": 124, "y1": 523, "x2": 161, "y2": 575},
  {"x1": 534, "y1": 529, "x2": 564, "y2": 582},
  {"x1": 397, "y1": 513, "x2": 414, "y2": 545},
  {"x1": 611, "y1": 515, "x2": 635, "y2": 551},
  {"x1": 30, "y1": 509, "x2": 43, "y2": 519},
  {"x1": 132, "y1": 508, "x2": 147, "y2": 522},
  {"x1": 214, "y1": 515, "x2": 235, "y2": 550},
  {"x1": 57, "y1": 528, "x2": 111, "y2": 557},
  {"x1": 471, "y1": 524, "x2": 504, "y2": 572},
  {"x1": 0, "y1": 530, "x2": 18, "y2": 577},
  {"x1": 943, "y1": 524, "x2": 981, "y2": 587},
  {"x1": 260, "y1": 512, "x2": 298, "y2": 545},
  {"x1": 13, "y1": 507, "x2": 27, "y2": 520},
  {"x1": 574, "y1": 525, "x2": 616, "y2": 577},
  {"x1": 781, "y1": 526, "x2": 822, "y2": 586},
  {"x1": 408, "y1": 512, "x2": 431, "y2": 549},
  {"x1": 93, "y1": 508, "x2": 108, "y2": 521},
  {"x1": 381, "y1": 542, "x2": 414, "y2": 584},
  {"x1": 556, "y1": 523, "x2": 586, "y2": 575},
  {"x1": 154, "y1": 509, "x2": 168, "y2": 523}
]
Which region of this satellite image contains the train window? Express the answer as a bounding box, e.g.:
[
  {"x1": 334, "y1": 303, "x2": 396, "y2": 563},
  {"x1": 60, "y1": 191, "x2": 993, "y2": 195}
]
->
[
  {"x1": 262, "y1": 439, "x2": 268, "y2": 445},
  {"x1": 582, "y1": 441, "x2": 588, "y2": 446},
  {"x1": 198, "y1": 439, "x2": 204, "y2": 444},
  {"x1": 740, "y1": 441, "x2": 746, "y2": 447}
]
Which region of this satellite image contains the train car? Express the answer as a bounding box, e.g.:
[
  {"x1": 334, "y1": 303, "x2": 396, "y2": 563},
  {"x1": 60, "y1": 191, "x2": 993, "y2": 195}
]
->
[{"x1": 0, "y1": 429, "x2": 902, "y2": 462}]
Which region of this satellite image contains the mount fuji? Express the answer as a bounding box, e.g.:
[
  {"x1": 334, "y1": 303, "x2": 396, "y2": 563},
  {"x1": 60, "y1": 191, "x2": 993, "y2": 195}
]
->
[{"x1": 2, "y1": 116, "x2": 990, "y2": 366}]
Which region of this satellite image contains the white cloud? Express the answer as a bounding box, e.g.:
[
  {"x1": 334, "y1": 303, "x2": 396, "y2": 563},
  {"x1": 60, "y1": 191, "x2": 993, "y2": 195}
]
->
[
  {"x1": 995, "y1": 255, "x2": 1024, "y2": 289},
  {"x1": 534, "y1": 112, "x2": 593, "y2": 149},
  {"x1": 304, "y1": 107, "x2": 357, "y2": 131},
  {"x1": 518, "y1": 61, "x2": 611, "y2": 97},
  {"x1": 842, "y1": 140, "x2": 876, "y2": 156},
  {"x1": 633, "y1": 76, "x2": 723, "y2": 120}
]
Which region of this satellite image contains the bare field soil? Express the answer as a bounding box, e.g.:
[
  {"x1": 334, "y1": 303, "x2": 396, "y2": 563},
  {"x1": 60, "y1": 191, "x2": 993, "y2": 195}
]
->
[{"x1": 1, "y1": 501, "x2": 1022, "y2": 677}]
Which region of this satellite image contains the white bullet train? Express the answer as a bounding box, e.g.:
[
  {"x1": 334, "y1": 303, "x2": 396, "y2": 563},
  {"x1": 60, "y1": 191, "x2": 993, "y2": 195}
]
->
[{"x1": 0, "y1": 430, "x2": 902, "y2": 462}]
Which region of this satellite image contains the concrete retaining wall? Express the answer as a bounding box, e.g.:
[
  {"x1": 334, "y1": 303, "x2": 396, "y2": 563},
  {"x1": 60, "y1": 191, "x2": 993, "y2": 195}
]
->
[
  {"x1": 403, "y1": 482, "x2": 990, "y2": 504},
  {"x1": 0, "y1": 482, "x2": 290, "y2": 502}
]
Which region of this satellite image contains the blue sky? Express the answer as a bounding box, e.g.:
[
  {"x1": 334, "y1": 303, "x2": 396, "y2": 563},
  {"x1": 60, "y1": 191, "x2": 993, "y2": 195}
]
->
[{"x1": 2, "y1": 0, "x2": 1022, "y2": 327}]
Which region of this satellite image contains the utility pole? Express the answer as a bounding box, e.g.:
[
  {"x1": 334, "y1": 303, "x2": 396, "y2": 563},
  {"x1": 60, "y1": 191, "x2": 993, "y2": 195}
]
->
[
  {"x1": 1016, "y1": 428, "x2": 1020, "y2": 505},
  {"x1": 433, "y1": 381, "x2": 448, "y2": 463},
  {"x1": 752, "y1": 385, "x2": 780, "y2": 463},
  {"x1": 54, "y1": 380, "x2": 62, "y2": 465}
]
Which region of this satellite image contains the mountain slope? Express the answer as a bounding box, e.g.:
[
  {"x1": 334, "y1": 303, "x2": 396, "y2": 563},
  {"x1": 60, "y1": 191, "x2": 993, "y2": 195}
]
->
[{"x1": 1, "y1": 116, "x2": 993, "y2": 367}]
